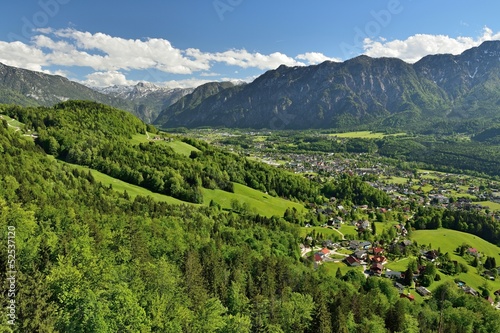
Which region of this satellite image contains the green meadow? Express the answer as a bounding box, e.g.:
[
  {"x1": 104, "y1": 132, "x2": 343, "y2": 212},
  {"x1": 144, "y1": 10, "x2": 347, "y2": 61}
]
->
[
  {"x1": 299, "y1": 226, "x2": 344, "y2": 239},
  {"x1": 0, "y1": 113, "x2": 24, "y2": 130},
  {"x1": 203, "y1": 183, "x2": 306, "y2": 217},
  {"x1": 478, "y1": 201, "x2": 500, "y2": 211},
  {"x1": 129, "y1": 133, "x2": 200, "y2": 157},
  {"x1": 412, "y1": 228, "x2": 500, "y2": 292},
  {"x1": 328, "y1": 131, "x2": 406, "y2": 139},
  {"x1": 56, "y1": 159, "x2": 304, "y2": 217}
]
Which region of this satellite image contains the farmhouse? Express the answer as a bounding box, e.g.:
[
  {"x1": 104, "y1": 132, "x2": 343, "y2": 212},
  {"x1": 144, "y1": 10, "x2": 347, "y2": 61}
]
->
[
  {"x1": 345, "y1": 255, "x2": 361, "y2": 267},
  {"x1": 370, "y1": 263, "x2": 384, "y2": 276},
  {"x1": 370, "y1": 255, "x2": 387, "y2": 264},
  {"x1": 400, "y1": 293, "x2": 415, "y2": 302},
  {"x1": 467, "y1": 248, "x2": 479, "y2": 257},
  {"x1": 416, "y1": 286, "x2": 432, "y2": 297},
  {"x1": 372, "y1": 247, "x2": 384, "y2": 256},
  {"x1": 385, "y1": 270, "x2": 402, "y2": 279}
]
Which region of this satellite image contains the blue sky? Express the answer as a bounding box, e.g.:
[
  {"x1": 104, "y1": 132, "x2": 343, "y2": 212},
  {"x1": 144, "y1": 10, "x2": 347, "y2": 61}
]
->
[{"x1": 1, "y1": 0, "x2": 499, "y2": 88}]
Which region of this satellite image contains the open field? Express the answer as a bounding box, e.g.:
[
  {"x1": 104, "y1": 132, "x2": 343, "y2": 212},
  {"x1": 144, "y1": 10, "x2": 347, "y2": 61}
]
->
[
  {"x1": 411, "y1": 229, "x2": 500, "y2": 292},
  {"x1": 165, "y1": 140, "x2": 200, "y2": 157},
  {"x1": 417, "y1": 170, "x2": 444, "y2": 180},
  {"x1": 385, "y1": 257, "x2": 415, "y2": 272},
  {"x1": 412, "y1": 229, "x2": 500, "y2": 263},
  {"x1": 339, "y1": 225, "x2": 358, "y2": 237},
  {"x1": 328, "y1": 131, "x2": 385, "y2": 139},
  {"x1": 384, "y1": 176, "x2": 408, "y2": 185},
  {"x1": 130, "y1": 133, "x2": 200, "y2": 157},
  {"x1": 411, "y1": 184, "x2": 434, "y2": 193},
  {"x1": 203, "y1": 183, "x2": 306, "y2": 217},
  {"x1": 55, "y1": 159, "x2": 304, "y2": 217},
  {"x1": 0, "y1": 114, "x2": 24, "y2": 130},
  {"x1": 55, "y1": 159, "x2": 190, "y2": 205},
  {"x1": 129, "y1": 132, "x2": 156, "y2": 145},
  {"x1": 478, "y1": 201, "x2": 500, "y2": 211},
  {"x1": 328, "y1": 131, "x2": 406, "y2": 139},
  {"x1": 299, "y1": 226, "x2": 343, "y2": 239}
]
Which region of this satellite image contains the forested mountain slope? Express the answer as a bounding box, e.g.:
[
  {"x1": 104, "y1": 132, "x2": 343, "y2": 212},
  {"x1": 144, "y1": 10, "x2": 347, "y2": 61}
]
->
[
  {"x1": 1, "y1": 101, "x2": 500, "y2": 332},
  {"x1": 2, "y1": 101, "x2": 320, "y2": 205},
  {"x1": 155, "y1": 41, "x2": 500, "y2": 130}
]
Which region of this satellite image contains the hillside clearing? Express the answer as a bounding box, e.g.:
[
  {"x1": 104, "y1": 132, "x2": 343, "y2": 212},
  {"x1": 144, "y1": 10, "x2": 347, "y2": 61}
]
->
[{"x1": 202, "y1": 183, "x2": 306, "y2": 217}]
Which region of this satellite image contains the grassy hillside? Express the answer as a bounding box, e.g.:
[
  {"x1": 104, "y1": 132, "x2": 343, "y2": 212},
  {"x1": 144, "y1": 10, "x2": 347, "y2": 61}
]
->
[
  {"x1": 130, "y1": 132, "x2": 200, "y2": 157},
  {"x1": 202, "y1": 183, "x2": 305, "y2": 217},
  {"x1": 54, "y1": 158, "x2": 190, "y2": 206},
  {"x1": 412, "y1": 228, "x2": 500, "y2": 292},
  {"x1": 412, "y1": 229, "x2": 500, "y2": 264},
  {"x1": 55, "y1": 158, "x2": 304, "y2": 217}
]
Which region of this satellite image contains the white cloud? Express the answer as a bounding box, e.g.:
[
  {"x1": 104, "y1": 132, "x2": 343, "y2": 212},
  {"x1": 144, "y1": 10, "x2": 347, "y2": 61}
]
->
[
  {"x1": 3, "y1": 27, "x2": 500, "y2": 89},
  {"x1": 363, "y1": 27, "x2": 500, "y2": 63},
  {"x1": 200, "y1": 72, "x2": 221, "y2": 77},
  {"x1": 81, "y1": 71, "x2": 138, "y2": 87},
  {"x1": 186, "y1": 48, "x2": 304, "y2": 70},
  {"x1": 159, "y1": 78, "x2": 213, "y2": 89},
  {"x1": 296, "y1": 52, "x2": 341, "y2": 65},
  {"x1": 0, "y1": 40, "x2": 47, "y2": 71},
  {"x1": 0, "y1": 28, "x2": 311, "y2": 78}
]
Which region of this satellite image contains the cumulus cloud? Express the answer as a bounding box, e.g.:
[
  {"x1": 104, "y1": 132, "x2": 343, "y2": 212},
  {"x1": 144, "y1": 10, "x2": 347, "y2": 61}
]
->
[
  {"x1": 363, "y1": 27, "x2": 500, "y2": 63},
  {"x1": 3, "y1": 27, "x2": 500, "y2": 88},
  {"x1": 296, "y1": 52, "x2": 341, "y2": 65},
  {"x1": 0, "y1": 40, "x2": 47, "y2": 71},
  {"x1": 81, "y1": 71, "x2": 138, "y2": 87},
  {"x1": 186, "y1": 48, "x2": 304, "y2": 70}
]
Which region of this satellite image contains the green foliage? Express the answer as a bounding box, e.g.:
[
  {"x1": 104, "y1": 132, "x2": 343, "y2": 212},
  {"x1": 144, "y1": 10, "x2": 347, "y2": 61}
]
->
[
  {"x1": 322, "y1": 174, "x2": 391, "y2": 207},
  {"x1": 4, "y1": 102, "x2": 320, "y2": 205},
  {"x1": 0, "y1": 108, "x2": 499, "y2": 332}
]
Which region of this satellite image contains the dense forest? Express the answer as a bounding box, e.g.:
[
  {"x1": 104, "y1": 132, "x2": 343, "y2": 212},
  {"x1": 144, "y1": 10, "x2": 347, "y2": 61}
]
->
[
  {"x1": 1, "y1": 102, "x2": 319, "y2": 204},
  {"x1": 1, "y1": 102, "x2": 500, "y2": 332}
]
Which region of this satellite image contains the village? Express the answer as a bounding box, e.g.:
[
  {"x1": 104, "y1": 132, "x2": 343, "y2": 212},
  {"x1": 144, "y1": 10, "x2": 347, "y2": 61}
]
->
[
  {"x1": 184, "y1": 129, "x2": 500, "y2": 307},
  {"x1": 300, "y1": 217, "x2": 500, "y2": 309},
  {"x1": 259, "y1": 151, "x2": 500, "y2": 221}
]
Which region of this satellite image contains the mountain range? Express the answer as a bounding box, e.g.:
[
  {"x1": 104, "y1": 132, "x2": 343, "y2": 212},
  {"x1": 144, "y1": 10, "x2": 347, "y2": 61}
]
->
[
  {"x1": 154, "y1": 41, "x2": 500, "y2": 130},
  {"x1": 0, "y1": 62, "x2": 192, "y2": 123},
  {"x1": 1, "y1": 41, "x2": 500, "y2": 130},
  {"x1": 92, "y1": 82, "x2": 193, "y2": 123}
]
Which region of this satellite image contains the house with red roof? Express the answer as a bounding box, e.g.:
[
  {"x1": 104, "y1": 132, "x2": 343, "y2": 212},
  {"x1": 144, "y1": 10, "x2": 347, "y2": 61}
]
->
[
  {"x1": 320, "y1": 248, "x2": 330, "y2": 255},
  {"x1": 372, "y1": 247, "x2": 384, "y2": 256},
  {"x1": 370, "y1": 263, "x2": 384, "y2": 276},
  {"x1": 370, "y1": 255, "x2": 387, "y2": 264},
  {"x1": 467, "y1": 248, "x2": 479, "y2": 257},
  {"x1": 345, "y1": 255, "x2": 361, "y2": 267},
  {"x1": 400, "y1": 293, "x2": 415, "y2": 302}
]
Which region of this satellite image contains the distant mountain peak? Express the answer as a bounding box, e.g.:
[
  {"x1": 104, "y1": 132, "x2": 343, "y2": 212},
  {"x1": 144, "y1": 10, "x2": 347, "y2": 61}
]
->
[{"x1": 154, "y1": 41, "x2": 500, "y2": 130}]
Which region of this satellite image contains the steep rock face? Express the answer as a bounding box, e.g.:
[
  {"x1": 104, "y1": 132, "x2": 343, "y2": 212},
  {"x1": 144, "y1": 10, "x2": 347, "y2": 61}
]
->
[
  {"x1": 155, "y1": 41, "x2": 500, "y2": 130},
  {"x1": 414, "y1": 40, "x2": 500, "y2": 118},
  {"x1": 156, "y1": 56, "x2": 449, "y2": 129}
]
